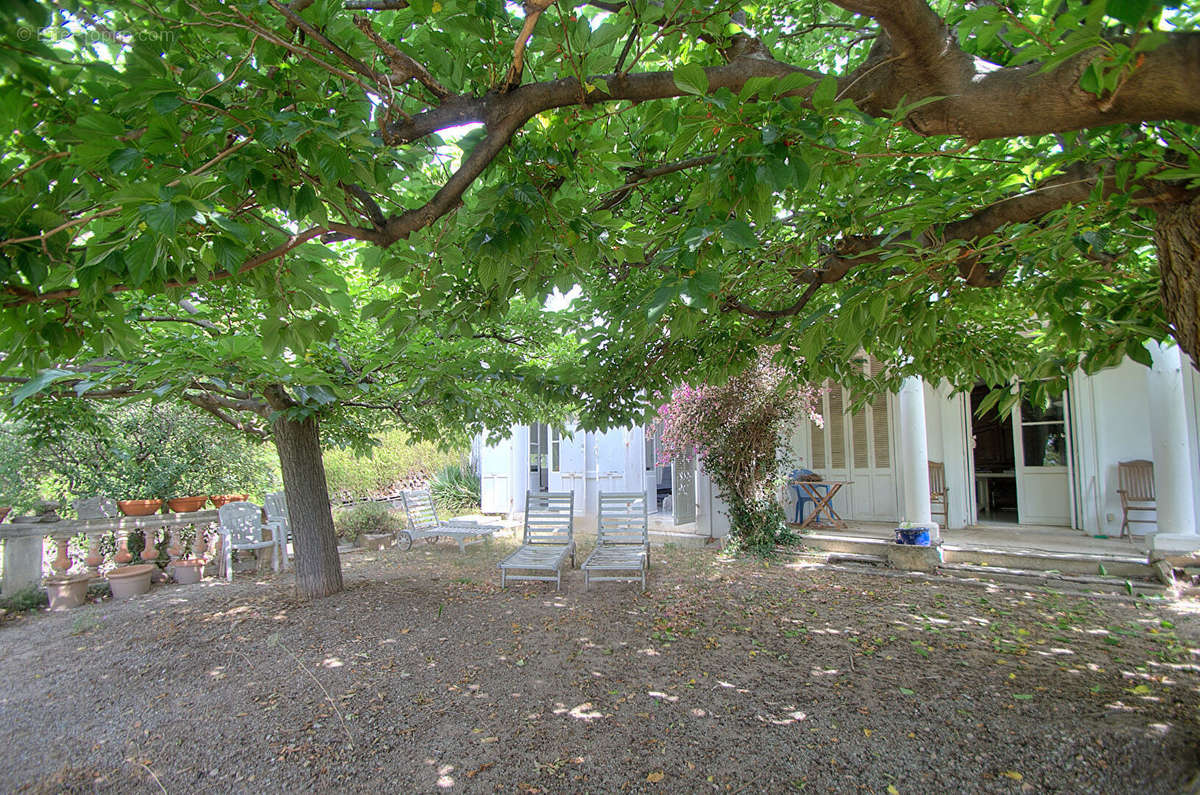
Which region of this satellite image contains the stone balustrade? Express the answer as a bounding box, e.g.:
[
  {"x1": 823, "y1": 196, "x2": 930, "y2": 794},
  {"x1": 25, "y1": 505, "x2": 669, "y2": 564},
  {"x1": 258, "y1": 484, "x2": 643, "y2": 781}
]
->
[{"x1": 0, "y1": 510, "x2": 221, "y2": 595}]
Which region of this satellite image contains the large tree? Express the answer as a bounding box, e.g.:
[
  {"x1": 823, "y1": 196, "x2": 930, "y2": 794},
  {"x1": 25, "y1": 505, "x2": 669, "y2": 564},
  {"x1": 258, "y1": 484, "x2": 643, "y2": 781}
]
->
[{"x1": 1, "y1": 275, "x2": 574, "y2": 597}]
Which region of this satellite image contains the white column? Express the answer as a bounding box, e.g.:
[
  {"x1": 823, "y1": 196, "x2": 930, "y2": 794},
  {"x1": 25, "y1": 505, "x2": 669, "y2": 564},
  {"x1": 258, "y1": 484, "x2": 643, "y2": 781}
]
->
[
  {"x1": 1146, "y1": 341, "x2": 1200, "y2": 555},
  {"x1": 899, "y1": 376, "x2": 939, "y2": 541}
]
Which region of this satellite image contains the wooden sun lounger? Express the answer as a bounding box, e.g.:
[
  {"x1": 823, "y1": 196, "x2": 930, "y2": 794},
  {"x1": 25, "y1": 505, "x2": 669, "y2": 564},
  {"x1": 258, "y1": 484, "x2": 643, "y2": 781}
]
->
[
  {"x1": 498, "y1": 491, "x2": 575, "y2": 591},
  {"x1": 400, "y1": 490, "x2": 502, "y2": 552},
  {"x1": 582, "y1": 492, "x2": 649, "y2": 590}
]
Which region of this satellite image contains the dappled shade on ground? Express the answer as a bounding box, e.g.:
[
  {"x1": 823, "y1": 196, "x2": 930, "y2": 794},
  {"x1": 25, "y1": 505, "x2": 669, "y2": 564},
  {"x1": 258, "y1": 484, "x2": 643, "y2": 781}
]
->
[{"x1": 1, "y1": 537, "x2": 1198, "y2": 793}]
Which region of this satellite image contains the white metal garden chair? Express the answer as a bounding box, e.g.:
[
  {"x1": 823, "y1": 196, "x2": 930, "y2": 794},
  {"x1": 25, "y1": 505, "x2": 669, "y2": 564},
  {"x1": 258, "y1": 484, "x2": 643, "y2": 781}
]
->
[
  {"x1": 217, "y1": 501, "x2": 277, "y2": 581},
  {"x1": 582, "y1": 492, "x2": 650, "y2": 590},
  {"x1": 498, "y1": 491, "x2": 575, "y2": 591},
  {"x1": 263, "y1": 491, "x2": 293, "y2": 569}
]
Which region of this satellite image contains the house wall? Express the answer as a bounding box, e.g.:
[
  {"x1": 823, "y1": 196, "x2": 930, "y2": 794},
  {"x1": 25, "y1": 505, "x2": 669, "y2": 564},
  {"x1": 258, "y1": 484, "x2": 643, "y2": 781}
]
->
[
  {"x1": 1184, "y1": 359, "x2": 1200, "y2": 533},
  {"x1": 929, "y1": 381, "x2": 972, "y2": 530},
  {"x1": 1071, "y1": 359, "x2": 1157, "y2": 536}
]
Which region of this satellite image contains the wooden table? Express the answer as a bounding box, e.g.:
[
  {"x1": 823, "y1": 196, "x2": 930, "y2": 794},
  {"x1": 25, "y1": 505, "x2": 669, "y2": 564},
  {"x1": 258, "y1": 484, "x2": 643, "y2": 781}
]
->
[
  {"x1": 792, "y1": 481, "x2": 850, "y2": 529},
  {"x1": 973, "y1": 471, "x2": 1015, "y2": 518}
]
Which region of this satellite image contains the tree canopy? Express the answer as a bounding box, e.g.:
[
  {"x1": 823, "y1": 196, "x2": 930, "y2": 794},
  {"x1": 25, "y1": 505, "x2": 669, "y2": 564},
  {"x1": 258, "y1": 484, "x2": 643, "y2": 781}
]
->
[{"x1": 3, "y1": 0, "x2": 1198, "y2": 416}]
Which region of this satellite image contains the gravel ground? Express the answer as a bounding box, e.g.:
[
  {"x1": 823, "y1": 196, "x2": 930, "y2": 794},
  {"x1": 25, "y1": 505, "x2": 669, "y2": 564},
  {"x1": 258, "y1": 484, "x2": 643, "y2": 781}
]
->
[{"x1": 1, "y1": 534, "x2": 1198, "y2": 794}]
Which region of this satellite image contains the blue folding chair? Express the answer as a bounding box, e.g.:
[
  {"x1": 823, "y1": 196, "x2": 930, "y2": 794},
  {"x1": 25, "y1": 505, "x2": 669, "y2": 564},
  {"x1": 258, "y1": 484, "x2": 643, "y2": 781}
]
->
[{"x1": 790, "y1": 469, "x2": 831, "y2": 525}]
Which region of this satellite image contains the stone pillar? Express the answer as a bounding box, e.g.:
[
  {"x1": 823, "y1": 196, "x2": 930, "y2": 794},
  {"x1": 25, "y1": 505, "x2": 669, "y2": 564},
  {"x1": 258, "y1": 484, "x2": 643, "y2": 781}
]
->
[
  {"x1": 898, "y1": 376, "x2": 940, "y2": 542},
  {"x1": 1, "y1": 535, "x2": 43, "y2": 594},
  {"x1": 1146, "y1": 341, "x2": 1200, "y2": 557}
]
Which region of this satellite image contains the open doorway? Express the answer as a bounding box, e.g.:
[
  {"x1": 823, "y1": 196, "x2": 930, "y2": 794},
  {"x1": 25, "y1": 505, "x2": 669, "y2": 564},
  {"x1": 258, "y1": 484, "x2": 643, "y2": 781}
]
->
[
  {"x1": 529, "y1": 423, "x2": 550, "y2": 491},
  {"x1": 969, "y1": 384, "x2": 1018, "y2": 523},
  {"x1": 644, "y1": 426, "x2": 672, "y2": 515}
]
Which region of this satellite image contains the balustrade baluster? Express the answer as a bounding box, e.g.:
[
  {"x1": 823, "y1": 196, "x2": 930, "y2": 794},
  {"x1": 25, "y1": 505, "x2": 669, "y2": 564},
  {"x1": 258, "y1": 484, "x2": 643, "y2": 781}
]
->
[
  {"x1": 84, "y1": 533, "x2": 104, "y2": 577},
  {"x1": 51, "y1": 534, "x2": 71, "y2": 574}
]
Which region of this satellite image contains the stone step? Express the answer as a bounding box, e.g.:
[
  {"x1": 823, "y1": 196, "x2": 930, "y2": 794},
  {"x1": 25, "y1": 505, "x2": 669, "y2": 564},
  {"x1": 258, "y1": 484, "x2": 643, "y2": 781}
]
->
[
  {"x1": 648, "y1": 530, "x2": 714, "y2": 549},
  {"x1": 800, "y1": 532, "x2": 1157, "y2": 580},
  {"x1": 784, "y1": 548, "x2": 1168, "y2": 595}
]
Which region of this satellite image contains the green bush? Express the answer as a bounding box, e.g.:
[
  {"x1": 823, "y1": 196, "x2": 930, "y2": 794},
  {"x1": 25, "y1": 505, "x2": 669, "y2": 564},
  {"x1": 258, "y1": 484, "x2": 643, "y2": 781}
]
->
[
  {"x1": 431, "y1": 463, "x2": 481, "y2": 515},
  {"x1": 333, "y1": 502, "x2": 403, "y2": 543},
  {"x1": 323, "y1": 430, "x2": 463, "y2": 501},
  {"x1": 0, "y1": 585, "x2": 47, "y2": 613},
  {"x1": 5, "y1": 400, "x2": 279, "y2": 509}
]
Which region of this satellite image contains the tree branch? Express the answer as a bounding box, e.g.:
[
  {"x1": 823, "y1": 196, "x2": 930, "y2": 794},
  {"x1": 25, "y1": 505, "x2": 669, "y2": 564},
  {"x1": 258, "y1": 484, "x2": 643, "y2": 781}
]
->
[{"x1": 723, "y1": 280, "x2": 822, "y2": 319}]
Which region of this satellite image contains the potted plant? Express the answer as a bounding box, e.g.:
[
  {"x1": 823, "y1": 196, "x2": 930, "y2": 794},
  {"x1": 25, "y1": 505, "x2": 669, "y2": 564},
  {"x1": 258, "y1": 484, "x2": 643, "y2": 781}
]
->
[
  {"x1": 105, "y1": 453, "x2": 170, "y2": 515},
  {"x1": 106, "y1": 563, "x2": 155, "y2": 599},
  {"x1": 44, "y1": 572, "x2": 91, "y2": 610},
  {"x1": 160, "y1": 461, "x2": 210, "y2": 512}
]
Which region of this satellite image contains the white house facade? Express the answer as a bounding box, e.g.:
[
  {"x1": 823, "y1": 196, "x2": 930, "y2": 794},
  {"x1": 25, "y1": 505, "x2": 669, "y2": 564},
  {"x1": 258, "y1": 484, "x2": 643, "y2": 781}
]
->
[{"x1": 479, "y1": 344, "x2": 1200, "y2": 553}]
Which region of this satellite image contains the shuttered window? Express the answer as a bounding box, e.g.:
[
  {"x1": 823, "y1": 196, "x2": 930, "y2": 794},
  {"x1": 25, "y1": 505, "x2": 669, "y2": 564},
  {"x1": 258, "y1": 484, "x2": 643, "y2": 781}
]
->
[{"x1": 810, "y1": 414, "x2": 826, "y2": 469}]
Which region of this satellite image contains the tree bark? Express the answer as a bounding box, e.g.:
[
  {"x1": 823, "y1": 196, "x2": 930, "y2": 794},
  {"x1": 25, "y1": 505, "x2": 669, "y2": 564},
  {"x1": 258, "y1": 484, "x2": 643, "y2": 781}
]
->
[
  {"x1": 1154, "y1": 196, "x2": 1200, "y2": 366},
  {"x1": 268, "y1": 398, "x2": 344, "y2": 599}
]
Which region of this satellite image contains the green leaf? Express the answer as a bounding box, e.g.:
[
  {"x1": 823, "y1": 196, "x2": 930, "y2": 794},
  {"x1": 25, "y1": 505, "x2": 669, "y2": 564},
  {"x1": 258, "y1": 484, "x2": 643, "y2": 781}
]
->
[
  {"x1": 811, "y1": 76, "x2": 838, "y2": 111},
  {"x1": 1106, "y1": 0, "x2": 1151, "y2": 26},
  {"x1": 673, "y1": 63, "x2": 709, "y2": 96},
  {"x1": 138, "y1": 201, "x2": 182, "y2": 234},
  {"x1": 107, "y1": 148, "x2": 141, "y2": 174},
  {"x1": 10, "y1": 369, "x2": 74, "y2": 406},
  {"x1": 721, "y1": 220, "x2": 757, "y2": 250}
]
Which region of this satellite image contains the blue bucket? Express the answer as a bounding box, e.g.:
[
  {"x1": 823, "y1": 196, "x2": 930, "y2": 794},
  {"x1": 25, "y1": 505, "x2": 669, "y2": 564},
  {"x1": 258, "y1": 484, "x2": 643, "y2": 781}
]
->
[{"x1": 894, "y1": 528, "x2": 931, "y2": 546}]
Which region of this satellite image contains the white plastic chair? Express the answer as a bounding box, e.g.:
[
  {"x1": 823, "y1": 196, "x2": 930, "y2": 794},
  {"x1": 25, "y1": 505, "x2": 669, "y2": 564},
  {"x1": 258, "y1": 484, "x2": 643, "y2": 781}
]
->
[
  {"x1": 218, "y1": 501, "x2": 277, "y2": 581},
  {"x1": 263, "y1": 491, "x2": 292, "y2": 569}
]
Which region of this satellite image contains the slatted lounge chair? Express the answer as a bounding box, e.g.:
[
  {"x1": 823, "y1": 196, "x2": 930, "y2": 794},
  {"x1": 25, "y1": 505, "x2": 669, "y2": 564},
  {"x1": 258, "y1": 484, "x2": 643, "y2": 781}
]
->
[
  {"x1": 400, "y1": 489, "x2": 502, "y2": 552},
  {"x1": 582, "y1": 492, "x2": 649, "y2": 590},
  {"x1": 498, "y1": 491, "x2": 575, "y2": 591}
]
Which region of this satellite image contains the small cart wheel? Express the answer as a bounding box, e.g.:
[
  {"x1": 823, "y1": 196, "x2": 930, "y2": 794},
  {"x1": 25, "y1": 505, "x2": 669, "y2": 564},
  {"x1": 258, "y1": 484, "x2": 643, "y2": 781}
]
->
[
  {"x1": 424, "y1": 536, "x2": 440, "y2": 545},
  {"x1": 397, "y1": 532, "x2": 413, "y2": 552}
]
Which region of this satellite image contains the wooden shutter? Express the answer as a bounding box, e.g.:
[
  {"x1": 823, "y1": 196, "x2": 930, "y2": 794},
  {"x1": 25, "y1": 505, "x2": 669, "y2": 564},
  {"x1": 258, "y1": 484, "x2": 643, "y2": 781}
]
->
[
  {"x1": 851, "y1": 406, "x2": 869, "y2": 468},
  {"x1": 810, "y1": 414, "x2": 826, "y2": 469},
  {"x1": 828, "y1": 384, "x2": 846, "y2": 469},
  {"x1": 871, "y1": 391, "x2": 891, "y2": 468}
]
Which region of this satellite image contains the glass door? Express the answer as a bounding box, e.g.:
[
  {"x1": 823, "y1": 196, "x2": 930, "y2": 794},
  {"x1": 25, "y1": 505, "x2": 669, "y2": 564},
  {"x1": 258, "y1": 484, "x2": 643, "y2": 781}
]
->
[{"x1": 1014, "y1": 392, "x2": 1071, "y2": 526}]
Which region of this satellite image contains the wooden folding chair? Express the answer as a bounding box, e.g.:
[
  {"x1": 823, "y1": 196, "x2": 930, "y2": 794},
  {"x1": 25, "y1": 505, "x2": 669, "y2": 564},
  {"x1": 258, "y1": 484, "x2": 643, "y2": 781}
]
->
[
  {"x1": 928, "y1": 461, "x2": 948, "y2": 528},
  {"x1": 1117, "y1": 460, "x2": 1156, "y2": 541}
]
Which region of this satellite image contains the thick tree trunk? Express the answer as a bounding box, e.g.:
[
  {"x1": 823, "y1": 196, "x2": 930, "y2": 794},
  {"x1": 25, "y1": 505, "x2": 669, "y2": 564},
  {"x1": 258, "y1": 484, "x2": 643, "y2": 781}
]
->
[
  {"x1": 271, "y1": 409, "x2": 344, "y2": 599},
  {"x1": 1154, "y1": 196, "x2": 1200, "y2": 365}
]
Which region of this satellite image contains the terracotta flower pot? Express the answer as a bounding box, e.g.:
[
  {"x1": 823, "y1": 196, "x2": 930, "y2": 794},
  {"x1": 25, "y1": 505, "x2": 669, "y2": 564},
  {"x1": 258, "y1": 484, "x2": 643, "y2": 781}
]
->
[
  {"x1": 106, "y1": 563, "x2": 155, "y2": 600},
  {"x1": 0, "y1": 506, "x2": 10, "y2": 523},
  {"x1": 170, "y1": 560, "x2": 204, "y2": 585},
  {"x1": 117, "y1": 499, "x2": 163, "y2": 516},
  {"x1": 44, "y1": 573, "x2": 91, "y2": 611},
  {"x1": 210, "y1": 494, "x2": 249, "y2": 508},
  {"x1": 167, "y1": 496, "x2": 208, "y2": 513}
]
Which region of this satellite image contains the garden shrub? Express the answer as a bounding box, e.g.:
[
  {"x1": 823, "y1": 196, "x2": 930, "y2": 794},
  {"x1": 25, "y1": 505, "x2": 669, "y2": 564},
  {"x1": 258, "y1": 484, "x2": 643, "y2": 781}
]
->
[
  {"x1": 658, "y1": 351, "x2": 819, "y2": 555},
  {"x1": 323, "y1": 430, "x2": 464, "y2": 501},
  {"x1": 6, "y1": 400, "x2": 278, "y2": 509},
  {"x1": 333, "y1": 503, "x2": 403, "y2": 543},
  {"x1": 430, "y1": 463, "x2": 481, "y2": 515}
]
